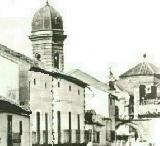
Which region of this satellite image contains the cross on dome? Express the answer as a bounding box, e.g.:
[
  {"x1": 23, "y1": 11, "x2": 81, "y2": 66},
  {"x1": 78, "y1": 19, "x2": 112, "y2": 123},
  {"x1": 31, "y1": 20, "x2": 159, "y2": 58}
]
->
[
  {"x1": 46, "y1": 0, "x2": 49, "y2": 5},
  {"x1": 143, "y1": 53, "x2": 147, "y2": 59}
]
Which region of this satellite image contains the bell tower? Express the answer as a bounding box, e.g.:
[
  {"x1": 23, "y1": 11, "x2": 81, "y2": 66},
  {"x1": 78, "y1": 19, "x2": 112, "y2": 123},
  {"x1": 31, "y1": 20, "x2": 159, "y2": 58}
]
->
[{"x1": 29, "y1": 1, "x2": 67, "y2": 72}]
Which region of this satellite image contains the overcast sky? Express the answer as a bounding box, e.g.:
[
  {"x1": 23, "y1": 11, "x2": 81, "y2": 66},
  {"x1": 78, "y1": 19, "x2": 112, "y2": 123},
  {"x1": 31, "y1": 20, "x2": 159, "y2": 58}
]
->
[{"x1": 0, "y1": 0, "x2": 160, "y2": 81}]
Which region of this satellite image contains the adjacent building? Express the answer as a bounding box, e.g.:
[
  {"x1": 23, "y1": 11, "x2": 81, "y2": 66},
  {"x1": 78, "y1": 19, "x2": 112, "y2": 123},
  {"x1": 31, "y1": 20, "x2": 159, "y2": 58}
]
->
[
  {"x1": 116, "y1": 56, "x2": 160, "y2": 146},
  {"x1": 0, "y1": 96, "x2": 31, "y2": 146}
]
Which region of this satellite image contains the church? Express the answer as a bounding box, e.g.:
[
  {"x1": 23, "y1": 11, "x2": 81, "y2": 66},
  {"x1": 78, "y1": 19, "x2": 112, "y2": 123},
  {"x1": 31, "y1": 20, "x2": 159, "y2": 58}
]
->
[
  {"x1": 115, "y1": 55, "x2": 160, "y2": 146},
  {"x1": 0, "y1": 1, "x2": 114, "y2": 146}
]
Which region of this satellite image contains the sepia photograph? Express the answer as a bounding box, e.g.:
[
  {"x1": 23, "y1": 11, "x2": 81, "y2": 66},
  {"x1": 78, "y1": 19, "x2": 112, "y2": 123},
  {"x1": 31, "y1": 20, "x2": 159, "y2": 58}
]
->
[{"x1": 0, "y1": 0, "x2": 160, "y2": 146}]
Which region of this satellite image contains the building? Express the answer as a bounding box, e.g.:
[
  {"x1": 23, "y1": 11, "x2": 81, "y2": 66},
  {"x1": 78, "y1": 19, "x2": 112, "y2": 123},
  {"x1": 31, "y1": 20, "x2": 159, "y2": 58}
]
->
[
  {"x1": 69, "y1": 69, "x2": 115, "y2": 146},
  {"x1": 115, "y1": 56, "x2": 160, "y2": 146},
  {"x1": 0, "y1": 96, "x2": 31, "y2": 146}
]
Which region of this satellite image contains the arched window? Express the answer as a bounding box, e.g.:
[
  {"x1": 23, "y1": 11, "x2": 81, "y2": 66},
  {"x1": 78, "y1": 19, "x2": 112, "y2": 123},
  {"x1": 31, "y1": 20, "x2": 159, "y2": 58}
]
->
[
  {"x1": 115, "y1": 106, "x2": 119, "y2": 119},
  {"x1": 36, "y1": 112, "x2": 40, "y2": 144},
  {"x1": 139, "y1": 85, "x2": 146, "y2": 104},
  {"x1": 54, "y1": 53, "x2": 59, "y2": 69},
  {"x1": 54, "y1": 17, "x2": 58, "y2": 25},
  {"x1": 44, "y1": 113, "x2": 48, "y2": 144}
]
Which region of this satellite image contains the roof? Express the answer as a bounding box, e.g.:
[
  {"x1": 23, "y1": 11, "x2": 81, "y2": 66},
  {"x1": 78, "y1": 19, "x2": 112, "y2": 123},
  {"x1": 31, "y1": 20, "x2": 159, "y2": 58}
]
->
[
  {"x1": 32, "y1": 2, "x2": 63, "y2": 32},
  {"x1": 68, "y1": 69, "x2": 109, "y2": 92},
  {"x1": 120, "y1": 62, "x2": 160, "y2": 78},
  {"x1": 30, "y1": 67, "x2": 88, "y2": 88},
  {"x1": 0, "y1": 44, "x2": 36, "y2": 65},
  {"x1": 0, "y1": 96, "x2": 31, "y2": 116}
]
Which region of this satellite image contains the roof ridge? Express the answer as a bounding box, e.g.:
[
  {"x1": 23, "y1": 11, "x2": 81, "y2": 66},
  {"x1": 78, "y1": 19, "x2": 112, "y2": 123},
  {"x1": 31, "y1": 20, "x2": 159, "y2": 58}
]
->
[
  {"x1": 139, "y1": 62, "x2": 144, "y2": 74},
  {"x1": 69, "y1": 69, "x2": 102, "y2": 83},
  {"x1": 146, "y1": 62, "x2": 154, "y2": 74},
  {"x1": 68, "y1": 69, "x2": 109, "y2": 91}
]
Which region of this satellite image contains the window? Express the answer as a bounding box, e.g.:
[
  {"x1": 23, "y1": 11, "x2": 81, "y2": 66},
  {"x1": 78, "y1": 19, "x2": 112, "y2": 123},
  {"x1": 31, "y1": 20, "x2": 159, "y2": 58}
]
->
[
  {"x1": 45, "y1": 82, "x2": 47, "y2": 88},
  {"x1": 54, "y1": 53, "x2": 59, "y2": 69},
  {"x1": 77, "y1": 114, "x2": 80, "y2": 130},
  {"x1": 34, "y1": 78, "x2": 36, "y2": 86},
  {"x1": 93, "y1": 131, "x2": 100, "y2": 143},
  {"x1": 110, "y1": 130, "x2": 115, "y2": 142},
  {"x1": 69, "y1": 112, "x2": 72, "y2": 143},
  {"x1": 44, "y1": 113, "x2": 48, "y2": 144},
  {"x1": 58, "y1": 82, "x2": 60, "y2": 88},
  {"x1": 55, "y1": 17, "x2": 58, "y2": 24},
  {"x1": 78, "y1": 90, "x2": 80, "y2": 95},
  {"x1": 139, "y1": 85, "x2": 146, "y2": 104},
  {"x1": 76, "y1": 114, "x2": 80, "y2": 143},
  {"x1": 19, "y1": 121, "x2": 22, "y2": 135},
  {"x1": 110, "y1": 97, "x2": 112, "y2": 105},
  {"x1": 84, "y1": 130, "x2": 92, "y2": 142},
  {"x1": 115, "y1": 106, "x2": 119, "y2": 119},
  {"x1": 29, "y1": 81, "x2": 30, "y2": 100},
  {"x1": 151, "y1": 86, "x2": 157, "y2": 99},
  {"x1": 129, "y1": 95, "x2": 134, "y2": 119},
  {"x1": 7, "y1": 115, "x2": 12, "y2": 146},
  {"x1": 57, "y1": 111, "x2": 61, "y2": 143},
  {"x1": 36, "y1": 112, "x2": 40, "y2": 144},
  {"x1": 69, "y1": 86, "x2": 71, "y2": 91}
]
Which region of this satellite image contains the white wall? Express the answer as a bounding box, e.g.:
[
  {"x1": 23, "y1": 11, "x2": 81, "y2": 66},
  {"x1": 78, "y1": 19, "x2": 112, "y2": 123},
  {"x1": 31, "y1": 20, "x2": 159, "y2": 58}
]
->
[
  {"x1": 0, "y1": 113, "x2": 30, "y2": 146},
  {"x1": 29, "y1": 71, "x2": 53, "y2": 144},
  {"x1": 53, "y1": 78, "x2": 85, "y2": 144},
  {"x1": 0, "y1": 56, "x2": 19, "y2": 103},
  {"x1": 29, "y1": 71, "x2": 86, "y2": 144},
  {"x1": 85, "y1": 86, "x2": 109, "y2": 117}
]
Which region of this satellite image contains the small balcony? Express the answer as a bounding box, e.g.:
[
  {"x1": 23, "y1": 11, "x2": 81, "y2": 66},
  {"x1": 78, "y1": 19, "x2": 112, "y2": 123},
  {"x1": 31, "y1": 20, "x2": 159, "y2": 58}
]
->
[
  {"x1": 138, "y1": 99, "x2": 160, "y2": 118},
  {"x1": 140, "y1": 98, "x2": 160, "y2": 105}
]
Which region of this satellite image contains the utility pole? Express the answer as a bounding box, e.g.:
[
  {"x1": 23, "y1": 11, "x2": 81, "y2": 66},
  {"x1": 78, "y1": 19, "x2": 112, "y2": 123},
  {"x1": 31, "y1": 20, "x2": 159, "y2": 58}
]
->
[{"x1": 51, "y1": 76, "x2": 55, "y2": 146}]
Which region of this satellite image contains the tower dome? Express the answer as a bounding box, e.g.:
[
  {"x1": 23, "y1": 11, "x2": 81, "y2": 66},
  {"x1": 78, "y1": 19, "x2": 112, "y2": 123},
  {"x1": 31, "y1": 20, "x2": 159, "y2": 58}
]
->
[{"x1": 32, "y1": 2, "x2": 63, "y2": 32}]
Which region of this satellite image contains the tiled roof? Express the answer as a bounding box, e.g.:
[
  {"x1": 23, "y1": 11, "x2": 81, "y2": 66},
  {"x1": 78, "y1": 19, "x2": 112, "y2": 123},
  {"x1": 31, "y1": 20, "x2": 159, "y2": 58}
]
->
[
  {"x1": 0, "y1": 96, "x2": 31, "y2": 115},
  {"x1": 30, "y1": 67, "x2": 88, "y2": 88},
  {"x1": 68, "y1": 69, "x2": 109, "y2": 92},
  {"x1": 120, "y1": 62, "x2": 160, "y2": 78},
  {"x1": 0, "y1": 44, "x2": 35, "y2": 64}
]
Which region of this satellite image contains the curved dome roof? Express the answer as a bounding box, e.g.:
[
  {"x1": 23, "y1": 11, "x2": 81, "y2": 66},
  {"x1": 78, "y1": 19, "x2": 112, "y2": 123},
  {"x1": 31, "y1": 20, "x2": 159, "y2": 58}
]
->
[{"x1": 32, "y1": 2, "x2": 63, "y2": 32}]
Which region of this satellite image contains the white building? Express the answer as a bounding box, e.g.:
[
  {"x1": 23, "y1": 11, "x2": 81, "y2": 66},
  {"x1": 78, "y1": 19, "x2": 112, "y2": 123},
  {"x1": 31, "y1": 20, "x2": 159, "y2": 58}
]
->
[{"x1": 0, "y1": 96, "x2": 31, "y2": 146}]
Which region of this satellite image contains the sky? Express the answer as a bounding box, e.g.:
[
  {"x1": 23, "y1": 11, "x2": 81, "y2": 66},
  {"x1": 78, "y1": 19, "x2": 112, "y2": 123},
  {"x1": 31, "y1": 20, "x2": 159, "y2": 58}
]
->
[{"x1": 0, "y1": 0, "x2": 160, "y2": 81}]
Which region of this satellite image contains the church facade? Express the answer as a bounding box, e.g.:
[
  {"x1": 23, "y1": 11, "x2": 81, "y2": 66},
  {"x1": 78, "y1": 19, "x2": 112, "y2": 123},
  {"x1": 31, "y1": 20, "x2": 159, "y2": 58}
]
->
[{"x1": 0, "y1": 1, "x2": 88, "y2": 146}]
